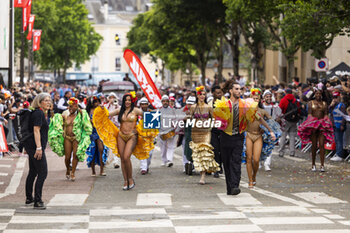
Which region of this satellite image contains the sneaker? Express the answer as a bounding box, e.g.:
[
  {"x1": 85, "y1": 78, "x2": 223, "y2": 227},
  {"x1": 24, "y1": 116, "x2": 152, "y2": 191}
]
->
[
  {"x1": 264, "y1": 164, "x2": 271, "y2": 172},
  {"x1": 34, "y1": 201, "x2": 46, "y2": 210},
  {"x1": 213, "y1": 172, "x2": 220, "y2": 178},
  {"x1": 141, "y1": 170, "x2": 147, "y2": 175},
  {"x1": 228, "y1": 188, "x2": 241, "y2": 195},
  {"x1": 311, "y1": 165, "x2": 316, "y2": 172},
  {"x1": 290, "y1": 154, "x2": 295, "y2": 157},
  {"x1": 114, "y1": 164, "x2": 120, "y2": 169},
  {"x1": 166, "y1": 162, "x2": 173, "y2": 167},
  {"x1": 320, "y1": 166, "x2": 325, "y2": 172},
  {"x1": 330, "y1": 155, "x2": 343, "y2": 162},
  {"x1": 25, "y1": 198, "x2": 34, "y2": 205}
]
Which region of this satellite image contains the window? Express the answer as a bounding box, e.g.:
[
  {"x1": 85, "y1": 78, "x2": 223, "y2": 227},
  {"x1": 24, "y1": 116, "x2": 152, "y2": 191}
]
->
[
  {"x1": 115, "y1": 58, "x2": 121, "y2": 71},
  {"x1": 91, "y1": 56, "x2": 99, "y2": 72}
]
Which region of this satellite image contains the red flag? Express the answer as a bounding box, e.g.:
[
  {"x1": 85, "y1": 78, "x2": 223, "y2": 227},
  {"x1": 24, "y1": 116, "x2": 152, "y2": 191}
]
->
[
  {"x1": 14, "y1": 0, "x2": 29, "y2": 7},
  {"x1": 26, "y1": 15, "x2": 35, "y2": 40},
  {"x1": 123, "y1": 49, "x2": 162, "y2": 108},
  {"x1": 33, "y1": 30, "x2": 42, "y2": 51},
  {"x1": 22, "y1": 0, "x2": 32, "y2": 31}
]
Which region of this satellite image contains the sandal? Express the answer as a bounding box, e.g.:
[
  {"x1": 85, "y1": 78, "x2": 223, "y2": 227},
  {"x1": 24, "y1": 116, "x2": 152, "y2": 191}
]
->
[
  {"x1": 248, "y1": 182, "x2": 254, "y2": 189},
  {"x1": 70, "y1": 173, "x2": 76, "y2": 182}
]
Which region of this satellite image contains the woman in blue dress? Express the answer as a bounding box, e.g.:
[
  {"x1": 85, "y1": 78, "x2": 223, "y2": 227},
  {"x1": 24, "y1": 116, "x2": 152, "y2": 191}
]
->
[{"x1": 86, "y1": 96, "x2": 108, "y2": 176}]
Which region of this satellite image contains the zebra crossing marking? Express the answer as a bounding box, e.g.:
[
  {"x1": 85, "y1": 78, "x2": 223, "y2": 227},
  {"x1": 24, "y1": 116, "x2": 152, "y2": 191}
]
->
[
  {"x1": 0, "y1": 165, "x2": 11, "y2": 168},
  {"x1": 0, "y1": 173, "x2": 8, "y2": 176},
  {"x1": 90, "y1": 207, "x2": 166, "y2": 216},
  {"x1": 136, "y1": 193, "x2": 172, "y2": 206},
  {"x1": 47, "y1": 194, "x2": 89, "y2": 206},
  {"x1": 339, "y1": 221, "x2": 350, "y2": 225},
  {"x1": 293, "y1": 192, "x2": 347, "y2": 204},
  {"x1": 217, "y1": 193, "x2": 262, "y2": 206},
  {"x1": 324, "y1": 214, "x2": 345, "y2": 219},
  {"x1": 310, "y1": 208, "x2": 331, "y2": 214},
  {"x1": 249, "y1": 216, "x2": 333, "y2": 225},
  {"x1": 3, "y1": 230, "x2": 88, "y2": 233},
  {"x1": 89, "y1": 219, "x2": 174, "y2": 229},
  {"x1": 265, "y1": 230, "x2": 350, "y2": 233},
  {"x1": 0, "y1": 209, "x2": 15, "y2": 216},
  {"x1": 236, "y1": 206, "x2": 310, "y2": 214},
  {"x1": 10, "y1": 215, "x2": 89, "y2": 224},
  {"x1": 174, "y1": 224, "x2": 262, "y2": 233},
  {"x1": 169, "y1": 211, "x2": 246, "y2": 220}
]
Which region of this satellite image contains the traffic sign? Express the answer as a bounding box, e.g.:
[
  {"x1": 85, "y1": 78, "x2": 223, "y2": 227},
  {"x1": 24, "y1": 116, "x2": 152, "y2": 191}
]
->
[{"x1": 315, "y1": 58, "x2": 329, "y2": 72}]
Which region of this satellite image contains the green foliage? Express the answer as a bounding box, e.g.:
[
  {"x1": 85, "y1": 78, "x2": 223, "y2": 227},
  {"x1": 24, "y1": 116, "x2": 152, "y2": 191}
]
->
[{"x1": 15, "y1": 0, "x2": 103, "y2": 80}]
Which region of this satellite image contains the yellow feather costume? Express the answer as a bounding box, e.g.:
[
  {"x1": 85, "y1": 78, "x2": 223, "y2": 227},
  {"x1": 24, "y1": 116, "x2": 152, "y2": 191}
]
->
[{"x1": 92, "y1": 107, "x2": 158, "y2": 160}]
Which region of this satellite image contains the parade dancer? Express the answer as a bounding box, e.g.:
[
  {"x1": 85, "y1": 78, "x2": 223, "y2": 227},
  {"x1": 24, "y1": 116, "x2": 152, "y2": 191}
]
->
[
  {"x1": 213, "y1": 81, "x2": 265, "y2": 195},
  {"x1": 189, "y1": 86, "x2": 220, "y2": 184},
  {"x1": 86, "y1": 96, "x2": 109, "y2": 176},
  {"x1": 49, "y1": 97, "x2": 92, "y2": 181},
  {"x1": 245, "y1": 89, "x2": 276, "y2": 188},
  {"x1": 139, "y1": 97, "x2": 153, "y2": 175},
  {"x1": 93, "y1": 92, "x2": 158, "y2": 190},
  {"x1": 262, "y1": 90, "x2": 282, "y2": 171},
  {"x1": 158, "y1": 95, "x2": 177, "y2": 167},
  {"x1": 104, "y1": 93, "x2": 120, "y2": 169},
  {"x1": 298, "y1": 89, "x2": 334, "y2": 172}
]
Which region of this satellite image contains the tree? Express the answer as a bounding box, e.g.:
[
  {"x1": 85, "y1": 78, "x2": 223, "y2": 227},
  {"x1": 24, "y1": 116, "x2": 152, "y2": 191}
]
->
[{"x1": 15, "y1": 0, "x2": 103, "y2": 83}]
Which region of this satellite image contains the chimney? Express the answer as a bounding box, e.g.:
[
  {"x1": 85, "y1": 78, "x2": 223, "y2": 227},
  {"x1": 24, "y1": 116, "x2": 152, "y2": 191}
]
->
[{"x1": 104, "y1": 0, "x2": 108, "y2": 21}]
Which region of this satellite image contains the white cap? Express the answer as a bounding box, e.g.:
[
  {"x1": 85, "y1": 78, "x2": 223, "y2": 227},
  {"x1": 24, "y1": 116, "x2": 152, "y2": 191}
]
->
[
  {"x1": 207, "y1": 96, "x2": 214, "y2": 103},
  {"x1": 161, "y1": 95, "x2": 169, "y2": 100},
  {"x1": 224, "y1": 93, "x2": 230, "y2": 98},
  {"x1": 108, "y1": 92, "x2": 117, "y2": 98},
  {"x1": 244, "y1": 92, "x2": 250, "y2": 97},
  {"x1": 169, "y1": 93, "x2": 175, "y2": 97},
  {"x1": 263, "y1": 90, "x2": 272, "y2": 97},
  {"x1": 186, "y1": 96, "x2": 196, "y2": 104},
  {"x1": 139, "y1": 97, "x2": 148, "y2": 104}
]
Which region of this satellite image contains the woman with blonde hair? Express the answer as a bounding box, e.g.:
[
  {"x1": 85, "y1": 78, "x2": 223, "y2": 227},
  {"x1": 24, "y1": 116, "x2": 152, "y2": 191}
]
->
[{"x1": 23, "y1": 93, "x2": 51, "y2": 209}]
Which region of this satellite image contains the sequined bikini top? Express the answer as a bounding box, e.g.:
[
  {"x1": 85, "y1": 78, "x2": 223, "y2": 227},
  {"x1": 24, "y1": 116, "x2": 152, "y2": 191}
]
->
[
  {"x1": 193, "y1": 113, "x2": 209, "y2": 119},
  {"x1": 121, "y1": 113, "x2": 137, "y2": 122}
]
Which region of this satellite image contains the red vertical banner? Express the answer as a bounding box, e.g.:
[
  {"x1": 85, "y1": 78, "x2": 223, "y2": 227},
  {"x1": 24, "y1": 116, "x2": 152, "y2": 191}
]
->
[
  {"x1": 26, "y1": 15, "x2": 35, "y2": 40},
  {"x1": 32, "y1": 30, "x2": 42, "y2": 51},
  {"x1": 0, "y1": 125, "x2": 8, "y2": 152},
  {"x1": 14, "y1": 0, "x2": 29, "y2": 7},
  {"x1": 22, "y1": 0, "x2": 32, "y2": 31}
]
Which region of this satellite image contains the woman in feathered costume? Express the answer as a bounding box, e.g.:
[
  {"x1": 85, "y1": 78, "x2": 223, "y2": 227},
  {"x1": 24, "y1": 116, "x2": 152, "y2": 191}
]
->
[
  {"x1": 48, "y1": 97, "x2": 92, "y2": 181},
  {"x1": 246, "y1": 89, "x2": 278, "y2": 188},
  {"x1": 86, "y1": 96, "x2": 109, "y2": 177},
  {"x1": 93, "y1": 92, "x2": 158, "y2": 190},
  {"x1": 189, "y1": 86, "x2": 220, "y2": 184},
  {"x1": 298, "y1": 88, "x2": 334, "y2": 172}
]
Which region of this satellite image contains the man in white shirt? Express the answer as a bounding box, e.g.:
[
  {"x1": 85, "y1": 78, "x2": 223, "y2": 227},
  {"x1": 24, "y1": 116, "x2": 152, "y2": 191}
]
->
[{"x1": 158, "y1": 95, "x2": 177, "y2": 167}]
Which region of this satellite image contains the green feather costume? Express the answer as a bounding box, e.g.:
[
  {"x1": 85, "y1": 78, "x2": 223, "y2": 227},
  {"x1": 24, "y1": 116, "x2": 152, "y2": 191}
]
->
[{"x1": 48, "y1": 110, "x2": 92, "y2": 162}]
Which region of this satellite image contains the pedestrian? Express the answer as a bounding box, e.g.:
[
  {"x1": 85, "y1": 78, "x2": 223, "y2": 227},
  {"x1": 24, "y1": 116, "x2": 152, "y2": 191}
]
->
[
  {"x1": 329, "y1": 91, "x2": 347, "y2": 162},
  {"x1": 189, "y1": 86, "x2": 220, "y2": 184},
  {"x1": 278, "y1": 88, "x2": 300, "y2": 157},
  {"x1": 139, "y1": 97, "x2": 153, "y2": 175},
  {"x1": 24, "y1": 93, "x2": 51, "y2": 209},
  {"x1": 208, "y1": 86, "x2": 224, "y2": 178},
  {"x1": 298, "y1": 89, "x2": 334, "y2": 171}
]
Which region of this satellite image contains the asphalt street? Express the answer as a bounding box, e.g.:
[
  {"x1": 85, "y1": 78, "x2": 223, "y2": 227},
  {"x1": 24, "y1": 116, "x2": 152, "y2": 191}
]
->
[{"x1": 0, "y1": 142, "x2": 350, "y2": 232}]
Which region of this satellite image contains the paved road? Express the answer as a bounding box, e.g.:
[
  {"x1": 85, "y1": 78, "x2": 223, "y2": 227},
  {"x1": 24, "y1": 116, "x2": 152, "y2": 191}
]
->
[{"x1": 0, "y1": 143, "x2": 350, "y2": 232}]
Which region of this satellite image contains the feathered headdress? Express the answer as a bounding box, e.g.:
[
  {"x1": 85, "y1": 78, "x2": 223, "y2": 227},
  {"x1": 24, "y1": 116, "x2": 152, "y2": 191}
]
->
[
  {"x1": 250, "y1": 88, "x2": 262, "y2": 96},
  {"x1": 125, "y1": 91, "x2": 137, "y2": 103},
  {"x1": 68, "y1": 97, "x2": 79, "y2": 105},
  {"x1": 195, "y1": 85, "x2": 205, "y2": 95}
]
